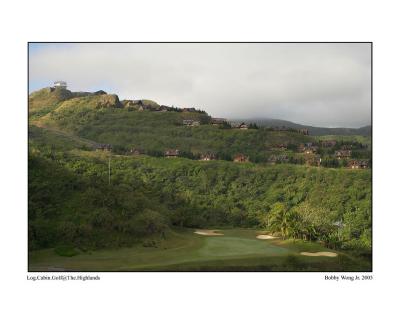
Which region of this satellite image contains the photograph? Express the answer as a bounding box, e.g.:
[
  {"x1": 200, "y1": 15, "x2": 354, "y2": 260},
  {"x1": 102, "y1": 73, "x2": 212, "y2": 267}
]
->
[{"x1": 28, "y1": 42, "x2": 372, "y2": 272}]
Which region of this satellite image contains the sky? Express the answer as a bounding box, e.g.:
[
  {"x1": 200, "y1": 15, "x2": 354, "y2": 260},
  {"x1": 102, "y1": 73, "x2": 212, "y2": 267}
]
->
[{"x1": 29, "y1": 43, "x2": 371, "y2": 128}]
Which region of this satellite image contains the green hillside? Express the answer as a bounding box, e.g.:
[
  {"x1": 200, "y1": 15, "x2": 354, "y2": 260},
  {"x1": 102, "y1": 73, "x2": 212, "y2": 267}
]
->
[
  {"x1": 29, "y1": 145, "x2": 371, "y2": 253},
  {"x1": 237, "y1": 118, "x2": 372, "y2": 136},
  {"x1": 29, "y1": 87, "x2": 73, "y2": 117},
  {"x1": 28, "y1": 87, "x2": 372, "y2": 270},
  {"x1": 30, "y1": 89, "x2": 312, "y2": 161}
]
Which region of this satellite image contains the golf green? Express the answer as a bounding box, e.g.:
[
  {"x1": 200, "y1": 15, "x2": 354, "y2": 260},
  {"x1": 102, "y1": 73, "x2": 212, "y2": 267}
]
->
[{"x1": 29, "y1": 228, "x2": 366, "y2": 271}]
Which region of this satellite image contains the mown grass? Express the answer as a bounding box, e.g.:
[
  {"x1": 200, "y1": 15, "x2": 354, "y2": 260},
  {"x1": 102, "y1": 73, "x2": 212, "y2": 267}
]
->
[{"x1": 29, "y1": 228, "x2": 370, "y2": 271}]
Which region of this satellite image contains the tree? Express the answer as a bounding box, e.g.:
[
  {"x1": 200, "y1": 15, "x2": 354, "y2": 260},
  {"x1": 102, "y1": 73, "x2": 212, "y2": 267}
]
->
[{"x1": 267, "y1": 202, "x2": 298, "y2": 239}]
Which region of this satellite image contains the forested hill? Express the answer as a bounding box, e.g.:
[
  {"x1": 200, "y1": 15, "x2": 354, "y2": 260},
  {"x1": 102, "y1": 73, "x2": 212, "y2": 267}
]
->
[
  {"x1": 231, "y1": 118, "x2": 371, "y2": 136},
  {"x1": 29, "y1": 87, "x2": 313, "y2": 161},
  {"x1": 28, "y1": 87, "x2": 372, "y2": 257}
]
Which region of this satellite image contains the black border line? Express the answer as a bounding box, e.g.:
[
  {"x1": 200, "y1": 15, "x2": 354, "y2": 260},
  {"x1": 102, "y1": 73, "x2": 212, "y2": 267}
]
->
[{"x1": 27, "y1": 42, "x2": 373, "y2": 273}]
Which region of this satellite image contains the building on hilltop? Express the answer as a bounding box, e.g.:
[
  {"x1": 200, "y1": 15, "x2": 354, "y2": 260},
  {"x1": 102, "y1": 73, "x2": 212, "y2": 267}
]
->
[
  {"x1": 182, "y1": 107, "x2": 197, "y2": 113},
  {"x1": 159, "y1": 105, "x2": 169, "y2": 112},
  {"x1": 54, "y1": 81, "x2": 67, "y2": 89},
  {"x1": 93, "y1": 90, "x2": 107, "y2": 95}
]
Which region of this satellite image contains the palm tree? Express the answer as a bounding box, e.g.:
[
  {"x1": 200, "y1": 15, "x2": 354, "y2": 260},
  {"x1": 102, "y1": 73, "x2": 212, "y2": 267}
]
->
[{"x1": 268, "y1": 204, "x2": 299, "y2": 240}]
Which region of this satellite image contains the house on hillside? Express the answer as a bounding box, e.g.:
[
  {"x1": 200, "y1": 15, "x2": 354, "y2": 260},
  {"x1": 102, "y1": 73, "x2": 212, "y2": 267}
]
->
[
  {"x1": 233, "y1": 154, "x2": 249, "y2": 163},
  {"x1": 133, "y1": 100, "x2": 145, "y2": 111},
  {"x1": 298, "y1": 128, "x2": 309, "y2": 135},
  {"x1": 54, "y1": 81, "x2": 67, "y2": 89},
  {"x1": 298, "y1": 143, "x2": 318, "y2": 154},
  {"x1": 271, "y1": 143, "x2": 288, "y2": 151},
  {"x1": 129, "y1": 148, "x2": 143, "y2": 155},
  {"x1": 200, "y1": 152, "x2": 217, "y2": 161},
  {"x1": 183, "y1": 119, "x2": 193, "y2": 126},
  {"x1": 347, "y1": 159, "x2": 369, "y2": 169},
  {"x1": 165, "y1": 149, "x2": 180, "y2": 158},
  {"x1": 211, "y1": 118, "x2": 227, "y2": 125},
  {"x1": 239, "y1": 122, "x2": 248, "y2": 130},
  {"x1": 335, "y1": 150, "x2": 352, "y2": 159},
  {"x1": 304, "y1": 147, "x2": 318, "y2": 154},
  {"x1": 159, "y1": 105, "x2": 169, "y2": 112},
  {"x1": 320, "y1": 140, "x2": 337, "y2": 148},
  {"x1": 268, "y1": 154, "x2": 289, "y2": 164},
  {"x1": 134, "y1": 100, "x2": 150, "y2": 111},
  {"x1": 182, "y1": 119, "x2": 200, "y2": 126},
  {"x1": 95, "y1": 144, "x2": 112, "y2": 152},
  {"x1": 231, "y1": 122, "x2": 248, "y2": 129},
  {"x1": 304, "y1": 154, "x2": 321, "y2": 166}
]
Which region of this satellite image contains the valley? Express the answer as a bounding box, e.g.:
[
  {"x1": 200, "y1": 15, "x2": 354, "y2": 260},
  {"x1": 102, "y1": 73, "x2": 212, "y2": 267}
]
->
[{"x1": 28, "y1": 87, "x2": 372, "y2": 271}]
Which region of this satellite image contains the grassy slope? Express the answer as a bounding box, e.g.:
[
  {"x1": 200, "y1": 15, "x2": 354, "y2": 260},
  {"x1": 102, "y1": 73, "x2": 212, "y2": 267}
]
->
[
  {"x1": 33, "y1": 96, "x2": 311, "y2": 158},
  {"x1": 315, "y1": 134, "x2": 371, "y2": 146},
  {"x1": 238, "y1": 118, "x2": 372, "y2": 136},
  {"x1": 29, "y1": 125, "x2": 97, "y2": 151},
  {"x1": 29, "y1": 88, "x2": 73, "y2": 118}
]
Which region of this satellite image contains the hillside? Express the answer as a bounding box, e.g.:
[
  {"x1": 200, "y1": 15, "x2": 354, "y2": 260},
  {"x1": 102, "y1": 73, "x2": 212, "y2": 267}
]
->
[
  {"x1": 28, "y1": 87, "x2": 372, "y2": 263},
  {"x1": 233, "y1": 118, "x2": 371, "y2": 136},
  {"x1": 30, "y1": 88, "x2": 313, "y2": 162},
  {"x1": 29, "y1": 87, "x2": 73, "y2": 117},
  {"x1": 29, "y1": 145, "x2": 371, "y2": 254}
]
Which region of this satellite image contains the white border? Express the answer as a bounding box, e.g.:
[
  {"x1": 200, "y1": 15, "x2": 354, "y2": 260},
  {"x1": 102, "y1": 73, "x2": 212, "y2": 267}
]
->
[{"x1": 1, "y1": 0, "x2": 399, "y2": 313}]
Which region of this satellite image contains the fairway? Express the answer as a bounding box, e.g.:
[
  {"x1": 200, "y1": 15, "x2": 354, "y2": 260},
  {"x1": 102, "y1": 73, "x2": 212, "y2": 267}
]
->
[
  {"x1": 28, "y1": 228, "x2": 368, "y2": 271},
  {"x1": 199, "y1": 236, "x2": 288, "y2": 256}
]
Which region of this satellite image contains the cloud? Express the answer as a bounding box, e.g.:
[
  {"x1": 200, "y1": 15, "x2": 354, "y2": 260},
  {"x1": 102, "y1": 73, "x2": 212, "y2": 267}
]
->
[{"x1": 29, "y1": 43, "x2": 371, "y2": 127}]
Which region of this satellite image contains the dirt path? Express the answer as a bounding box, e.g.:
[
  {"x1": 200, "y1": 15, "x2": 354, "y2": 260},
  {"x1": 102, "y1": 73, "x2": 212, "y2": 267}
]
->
[{"x1": 31, "y1": 122, "x2": 99, "y2": 148}]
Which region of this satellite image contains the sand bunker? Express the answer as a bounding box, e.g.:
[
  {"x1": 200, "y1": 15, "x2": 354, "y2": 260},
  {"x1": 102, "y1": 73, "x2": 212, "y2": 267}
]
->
[
  {"x1": 300, "y1": 251, "x2": 338, "y2": 257},
  {"x1": 256, "y1": 234, "x2": 277, "y2": 240},
  {"x1": 194, "y1": 229, "x2": 224, "y2": 236}
]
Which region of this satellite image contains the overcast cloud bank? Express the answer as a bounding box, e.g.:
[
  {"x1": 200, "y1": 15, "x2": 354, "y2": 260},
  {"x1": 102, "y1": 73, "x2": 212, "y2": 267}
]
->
[{"x1": 29, "y1": 43, "x2": 371, "y2": 128}]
